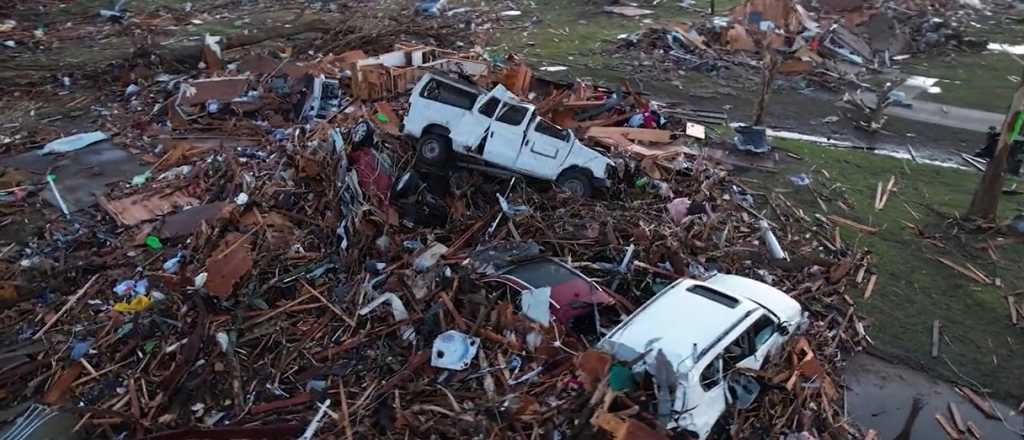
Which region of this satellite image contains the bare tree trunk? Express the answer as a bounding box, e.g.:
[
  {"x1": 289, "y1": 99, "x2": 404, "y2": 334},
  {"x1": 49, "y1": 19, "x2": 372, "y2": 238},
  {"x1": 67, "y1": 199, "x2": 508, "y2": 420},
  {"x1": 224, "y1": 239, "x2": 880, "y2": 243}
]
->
[
  {"x1": 752, "y1": 50, "x2": 778, "y2": 127},
  {"x1": 967, "y1": 74, "x2": 1024, "y2": 220}
]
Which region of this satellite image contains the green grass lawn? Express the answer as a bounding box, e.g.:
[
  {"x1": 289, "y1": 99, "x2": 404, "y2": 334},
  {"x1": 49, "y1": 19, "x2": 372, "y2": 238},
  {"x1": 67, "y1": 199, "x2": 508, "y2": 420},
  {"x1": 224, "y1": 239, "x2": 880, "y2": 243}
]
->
[
  {"x1": 755, "y1": 139, "x2": 1024, "y2": 402},
  {"x1": 491, "y1": 0, "x2": 742, "y2": 85},
  {"x1": 903, "y1": 52, "x2": 1023, "y2": 114}
]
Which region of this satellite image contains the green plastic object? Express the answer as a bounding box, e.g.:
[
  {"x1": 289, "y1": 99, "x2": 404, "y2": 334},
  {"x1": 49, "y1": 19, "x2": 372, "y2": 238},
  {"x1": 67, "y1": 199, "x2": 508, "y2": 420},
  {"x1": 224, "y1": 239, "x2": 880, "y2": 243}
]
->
[
  {"x1": 607, "y1": 364, "x2": 635, "y2": 392},
  {"x1": 145, "y1": 235, "x2": 163, "y2": 250},
  {"x1": 1011, "y1": 111, "x2": 1024, "y2": 141},
  {"x1": 375, "y1": 113, "x2": 390, "y2": 123},
  {"x1": 633, "y1": 176, "x2": 650, "y2": 189}
]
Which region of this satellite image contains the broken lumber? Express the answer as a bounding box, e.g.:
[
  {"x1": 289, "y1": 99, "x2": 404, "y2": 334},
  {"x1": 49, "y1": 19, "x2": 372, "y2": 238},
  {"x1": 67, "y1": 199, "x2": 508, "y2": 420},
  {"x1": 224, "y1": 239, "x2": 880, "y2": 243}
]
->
[
  {"x1": 933, "y1": 257, "x2": 991, "y2": 285},
  {"x1": 584, "y1": 127, "x2": 673, "y2": 143},
  {"x1": 955, "y1": 385, "x2": 997, "y2": 419},
  {"x1": 863, "y1": 274, "x2": 877, "y2": 300},
  {"x1": 935, "y1": 414, "x2": 962, "y2": 439},
  {"x1": 1009, "y1": 296, "x2": 1019, "y2": 325},
  {"x1": 874, "y1": 181, "x2": 884, "y2": 210},
  {"x1": 966, "y1": 421, "x2": 982, "y2": 439},
  {"x1": 948, "y1": 402, "x2": 966, "y2": 432},
  {"x1": 878, "y1": 176, "x2": 896, "y2": 210},
  {"x1": 827, "y1": 215, "x2": 879, "y2": 234},
  {"x1": 931, "y1": 320, "x2": 941, "y2": 358}
]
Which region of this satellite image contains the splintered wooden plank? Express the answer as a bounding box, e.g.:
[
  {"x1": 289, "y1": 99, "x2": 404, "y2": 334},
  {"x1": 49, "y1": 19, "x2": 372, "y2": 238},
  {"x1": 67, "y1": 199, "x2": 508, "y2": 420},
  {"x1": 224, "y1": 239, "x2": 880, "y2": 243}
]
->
[
  {"x1": 863, "y1": 274, "x2": 878, "y2": 300},
  {"x1": 827, "y1": 215, "x2": 879, "y2": 234},
  {"x1": 1009, "y1": 296, "x2": 1019, "y2": 325},
  {"x1": 955, "y1": 385, "x2": 997, "y2": 419},
  {"x1": 966, "y1": 421, "x2": 982, "y2": 439},
  {"x1": 933, "y1": 257, "x2": 989, "y2": 284},
  {"x1": 948, "y1": 402, "x2": 966, "y2": 432},
  {"x1": 935, "y1": 414, "x2": 962, "y2": 439}
]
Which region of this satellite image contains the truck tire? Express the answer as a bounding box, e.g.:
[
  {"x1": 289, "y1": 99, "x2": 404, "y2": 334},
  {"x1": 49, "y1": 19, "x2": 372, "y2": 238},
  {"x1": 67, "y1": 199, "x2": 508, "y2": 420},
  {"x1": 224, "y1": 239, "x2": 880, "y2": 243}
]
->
[
  {"x1": 556, "y1": 169, "x2": 593, "y2": 197},
  {"x1": 417, "y1": 134, "x2": 452, "y2": 168},
  {"x1": 350, "y1": 120, "x2": 375, "y2": 148}
]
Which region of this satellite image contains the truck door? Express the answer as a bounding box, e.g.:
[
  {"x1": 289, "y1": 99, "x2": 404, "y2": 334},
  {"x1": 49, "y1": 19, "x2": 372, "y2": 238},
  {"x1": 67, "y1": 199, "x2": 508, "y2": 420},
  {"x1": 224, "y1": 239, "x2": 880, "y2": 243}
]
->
[
  {"x1": 480, "y1": 101, "x2": 530, "y2": 170},
  {"x1": 518, "y1": 118, "x2": 571, "y2": 180}
]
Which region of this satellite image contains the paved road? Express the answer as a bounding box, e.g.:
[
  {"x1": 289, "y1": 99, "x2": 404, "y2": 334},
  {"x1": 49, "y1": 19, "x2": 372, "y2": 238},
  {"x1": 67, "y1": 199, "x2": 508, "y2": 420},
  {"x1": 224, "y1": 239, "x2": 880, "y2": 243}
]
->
[{"x1": 854, "y1": 92, "x2": 1004, "y2": 133}]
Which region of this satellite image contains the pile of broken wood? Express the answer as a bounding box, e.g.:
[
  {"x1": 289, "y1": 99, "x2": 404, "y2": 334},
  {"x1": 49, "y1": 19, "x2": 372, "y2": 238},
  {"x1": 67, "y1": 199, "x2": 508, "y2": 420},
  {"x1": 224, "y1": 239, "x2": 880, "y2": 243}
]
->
[{"x1": 0, "y1": 37, "x2": 903, "y2": 440}]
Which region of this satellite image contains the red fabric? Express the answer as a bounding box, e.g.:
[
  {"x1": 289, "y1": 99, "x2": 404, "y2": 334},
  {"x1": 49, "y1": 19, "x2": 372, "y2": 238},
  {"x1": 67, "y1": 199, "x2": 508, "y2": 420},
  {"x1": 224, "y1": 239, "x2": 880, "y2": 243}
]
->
[{"x1": 349, "y1": 149, "x2": 392, "y2": 207}]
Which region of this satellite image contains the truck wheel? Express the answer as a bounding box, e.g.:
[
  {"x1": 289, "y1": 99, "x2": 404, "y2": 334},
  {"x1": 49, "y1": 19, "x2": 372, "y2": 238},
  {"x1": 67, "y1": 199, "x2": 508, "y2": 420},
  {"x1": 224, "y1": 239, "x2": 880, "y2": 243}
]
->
[
  {"x1": 350, "y1": 120, "x2": 375, "y2": 148},
  {"x1": 417, "y1": 134, "x2": 452, "y2": 167},
  {"x1": 556, "y1": 169, "x2": 593, "y2": 197}
]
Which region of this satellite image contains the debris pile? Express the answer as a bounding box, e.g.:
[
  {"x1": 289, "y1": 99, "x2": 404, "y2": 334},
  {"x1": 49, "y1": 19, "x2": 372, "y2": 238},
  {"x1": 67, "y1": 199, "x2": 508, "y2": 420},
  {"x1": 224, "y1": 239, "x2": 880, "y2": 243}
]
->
[
  {"x1": 0, "y1": 34, "x2": 884, "y2": 439},
  {"x1": 615, "y1": 0, "x2": 990, "y2": 84}
]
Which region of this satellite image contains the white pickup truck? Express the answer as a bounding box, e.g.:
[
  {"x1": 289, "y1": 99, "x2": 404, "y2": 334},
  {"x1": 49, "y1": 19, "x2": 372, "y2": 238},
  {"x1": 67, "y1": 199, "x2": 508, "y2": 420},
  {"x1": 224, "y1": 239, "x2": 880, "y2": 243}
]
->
[{"x1": 402, "y1": 73, "x2": 615, "y2": 196}]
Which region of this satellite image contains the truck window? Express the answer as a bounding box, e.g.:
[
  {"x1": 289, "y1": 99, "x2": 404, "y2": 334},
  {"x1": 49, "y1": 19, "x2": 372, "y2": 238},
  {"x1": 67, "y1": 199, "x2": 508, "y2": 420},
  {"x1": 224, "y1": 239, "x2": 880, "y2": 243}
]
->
[
  {"x1": 749, "y1": 315, "x2": 776, "y2": 349},
  {"x1": 700, "y1": 357, "x2": 722, "y2": 391},
  {"x1": 722, "y1": 314, "x2": 776, "y2": 368},
  {"x1": 496, "y1": 103, "x2": 528, "y2": 125},
  {"x1": 478, "y1": 97, "x2": 500, "y2": 117},
  {"x1": 420, "y1": 79, "x2": 477, "y2": 110},
  {"x1": 535, "y1": 119, "x2": 570, "y2": 142}
]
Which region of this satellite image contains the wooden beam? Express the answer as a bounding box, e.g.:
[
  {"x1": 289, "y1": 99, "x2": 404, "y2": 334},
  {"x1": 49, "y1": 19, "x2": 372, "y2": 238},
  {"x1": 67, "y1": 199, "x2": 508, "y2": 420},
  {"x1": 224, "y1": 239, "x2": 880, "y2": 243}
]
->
[
  {"x1": 863, "y1": 274, "x2": 878, "y2": 300},
  {"x1": 935, "y1": 414, "x2": 962, "y2": 439},
  {"x1": 933, "y1": 256, "x2": 990, "y2": 285},
  {"x1": 955, "y1": 385, "x2": 997, "y2": 419},
  {"x1": 827, "y1": 215, "x2": 879, "y2": 234},
  {"x1": 948, "y1": 402, "x2": 966, "y2": 432},
  {"x1": 931, "y1": 320, "x2": 942, "y2": 358}
]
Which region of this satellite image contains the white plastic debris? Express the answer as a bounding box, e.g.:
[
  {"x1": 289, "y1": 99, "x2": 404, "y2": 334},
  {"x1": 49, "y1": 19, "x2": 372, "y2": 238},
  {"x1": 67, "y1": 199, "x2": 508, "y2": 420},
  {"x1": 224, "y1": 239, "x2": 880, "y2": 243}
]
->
[
  {"x1": 46, "y1": 174, "x2": 70, "y2": 216},
  {"x1": 430, "y1": 330, "x2": 480, "y2": 370},
  {"x1": 358, "y1": 293, "x2": 415, "y2": 341},
  {"x1": 497, "y1": 193, "x2": 530, "y2": 217},
  {"x1": 204, "y1": 34, "x2": 223, "y2": 59},
  {"x1": 193, "y1": 272, "x2": 208, "y2": 289},
  {"x1": 297, "y1": 399, "x2": 332, "y2": 440},
  {"x1": 520, "y1": 287, "x2": 551, "y2": 326},
  {"x1": 234, "y1": 192, "x2": 249, "y2": 206},
  {"x1": 760, "y1": 220, "x2": 787, "y2": 260},
  {"x1": 158, "y1": 165, "x2": 193, "y2": 180},
  {"x1": 125, "y1": 84, "x2": 141, "y2": 97},
  {"x1": 215, "y1": 331, "x2": 230, "y2": 352},
  {"x1": 113, "y1": 279, "x2": 148, "y2": 297},
  {"x1": 39, "y1": 131, "x2": 109, "y2": 155},
  {"x1": 163, "y1": 254, "x2": 182, "y2": 274},
  {"x1": 413, "y1": 243, "x2": 448, "y2": 272}
]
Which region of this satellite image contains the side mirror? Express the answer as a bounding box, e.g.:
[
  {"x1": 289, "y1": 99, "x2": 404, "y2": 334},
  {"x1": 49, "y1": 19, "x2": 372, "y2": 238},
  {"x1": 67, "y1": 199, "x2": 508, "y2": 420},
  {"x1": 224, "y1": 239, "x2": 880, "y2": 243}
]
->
[{"x1": 776, "y1": 322, "x2": 790, "y2": 336}]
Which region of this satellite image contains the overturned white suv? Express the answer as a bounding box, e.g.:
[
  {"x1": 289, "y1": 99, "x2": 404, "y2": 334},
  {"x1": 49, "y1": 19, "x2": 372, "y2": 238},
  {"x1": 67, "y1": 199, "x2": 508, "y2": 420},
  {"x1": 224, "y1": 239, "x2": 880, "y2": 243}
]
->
[
  {"x1": 600, "y1": 274, "x2": 805, "y2": 438},
  {"x1": 402, "y1": 73, "x2": 615, "y2": 196}
]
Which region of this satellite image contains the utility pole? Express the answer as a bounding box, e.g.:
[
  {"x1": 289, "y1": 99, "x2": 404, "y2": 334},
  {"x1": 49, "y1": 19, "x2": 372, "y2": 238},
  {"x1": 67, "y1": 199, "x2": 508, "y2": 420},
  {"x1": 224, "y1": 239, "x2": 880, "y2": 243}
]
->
[{"x1": 967, "y1": 72, "x2": 1024, "y2": 220}]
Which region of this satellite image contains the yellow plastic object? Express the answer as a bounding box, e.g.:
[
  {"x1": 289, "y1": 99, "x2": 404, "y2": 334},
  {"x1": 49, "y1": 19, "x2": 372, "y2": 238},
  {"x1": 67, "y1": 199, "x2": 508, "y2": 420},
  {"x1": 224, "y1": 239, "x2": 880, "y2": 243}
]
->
[{"x1": 113, "y1": 295, "x2": 151, "y2": 313}]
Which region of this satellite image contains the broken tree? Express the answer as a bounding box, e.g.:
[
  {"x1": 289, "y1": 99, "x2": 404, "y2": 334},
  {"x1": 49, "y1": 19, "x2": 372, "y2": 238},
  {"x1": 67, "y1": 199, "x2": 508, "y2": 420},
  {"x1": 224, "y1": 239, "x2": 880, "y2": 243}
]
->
[{"x1": 967, "y1": 69, "x2": 1024, "y2": 220}]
